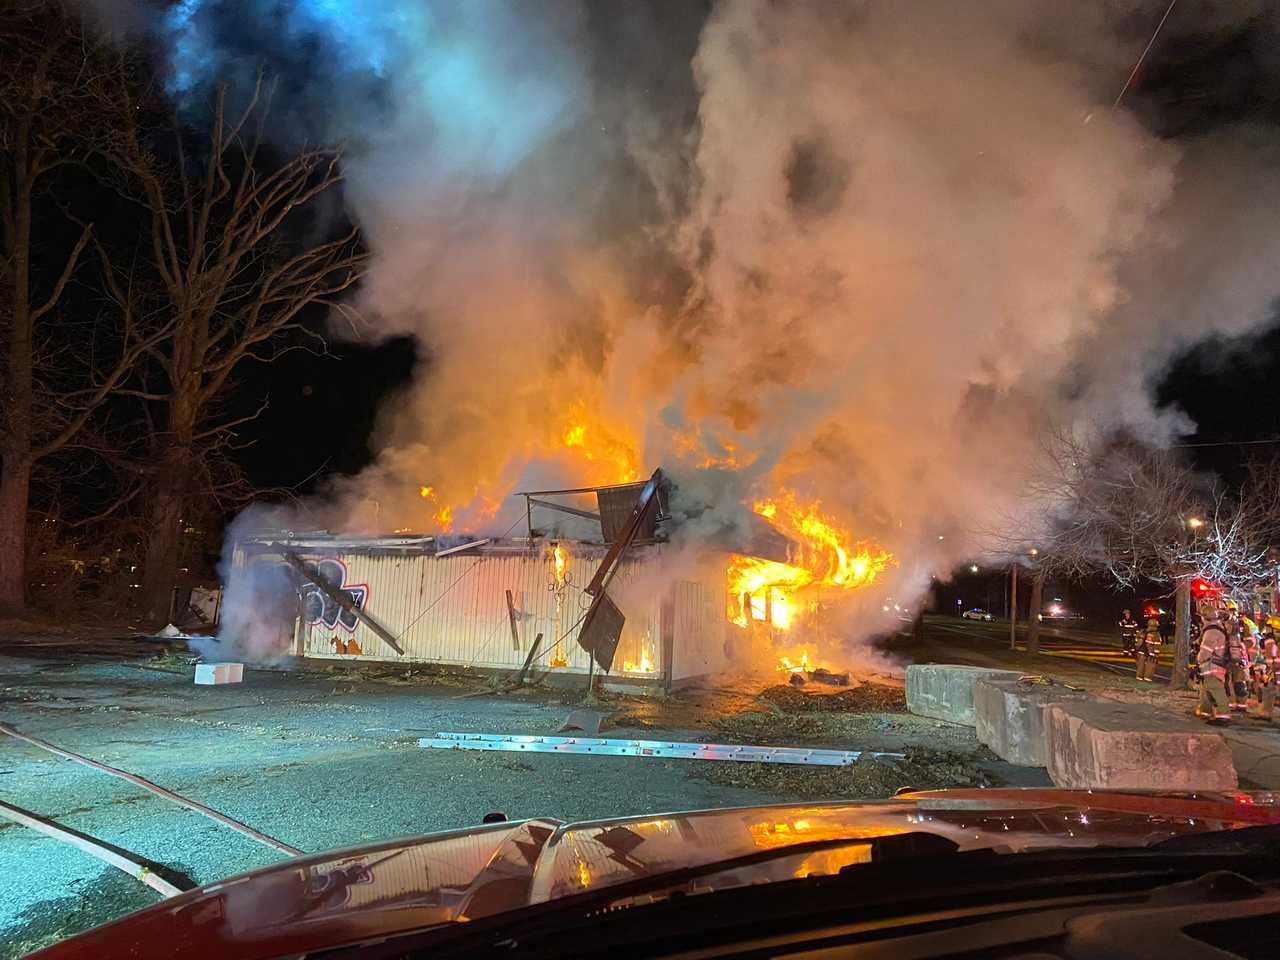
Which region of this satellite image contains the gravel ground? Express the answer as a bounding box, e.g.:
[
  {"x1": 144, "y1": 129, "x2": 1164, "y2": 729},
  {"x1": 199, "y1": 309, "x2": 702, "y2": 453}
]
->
[{"x1": 0, "y1": 648, "x2": 1044, "y2": 956}]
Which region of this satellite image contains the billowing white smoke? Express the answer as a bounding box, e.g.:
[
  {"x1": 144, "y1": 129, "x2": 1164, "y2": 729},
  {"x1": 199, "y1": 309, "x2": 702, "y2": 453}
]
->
[{"x1": 76, "y1": 1, "x2": 1280, "y2": 659}]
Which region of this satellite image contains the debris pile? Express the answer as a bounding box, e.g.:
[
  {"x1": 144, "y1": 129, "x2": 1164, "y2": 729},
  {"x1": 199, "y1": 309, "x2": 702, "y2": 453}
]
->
[
  {"x1": 687, "y1": 748, "x2": 996, "y2": 800},
  {"x1": 758, "y1": 681, "x2": 906, "y2": 714}
]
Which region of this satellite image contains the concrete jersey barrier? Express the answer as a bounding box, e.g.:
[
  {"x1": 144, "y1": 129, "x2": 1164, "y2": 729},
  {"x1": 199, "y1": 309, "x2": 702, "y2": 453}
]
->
[
  {"x1": 974, "y1": 677, "x2": 1092, "y2": 767},
  {"x1": 1044, "y1": 699, "x2": 1238, "y2": 792},
  {"x1": 905, "y1": 664, "x2": 1023, "y2": 726}
]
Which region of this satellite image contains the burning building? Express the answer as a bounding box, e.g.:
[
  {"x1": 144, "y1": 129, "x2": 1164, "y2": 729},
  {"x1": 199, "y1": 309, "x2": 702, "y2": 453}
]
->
[{"x1": 223, "y1": 471, "x2": 893, "y2": 690}]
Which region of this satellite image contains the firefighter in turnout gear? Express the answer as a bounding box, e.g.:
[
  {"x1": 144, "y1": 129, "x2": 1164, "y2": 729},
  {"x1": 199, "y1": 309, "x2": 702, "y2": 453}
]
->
[
  {"x1": 1244, "y1": 627, "x2": 1263, "y2": 710},
  {"x1": 1227, "y1": 614, "x2": 1250, "y2": 711},
  {"x1": 1187, "y1": 608, "x2": 1204, "y2": 684},
  {"x1": 1135, "y1": 616, "x2": 1161, "y2": 682},
  {"x1": 1195, "y1": 603, "x2": 1231, "y2": 723},
  {"x1": 1118, "y1": 609, "x2": 1139, "y2": 656},
  {"x1": 1257, "y1": 626, "x2": 1280, "y2": 722}
]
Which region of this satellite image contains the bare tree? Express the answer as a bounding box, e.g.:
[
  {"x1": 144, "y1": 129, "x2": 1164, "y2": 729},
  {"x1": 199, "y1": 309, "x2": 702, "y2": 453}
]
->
[
  {"x1": 1018, "y1": 426, "x2": 1275, "y2": 687},
  {"x1": 0, "y1": 3, "x2": 165, "y2": 611},
  {"x1": 111, "y1": 78, "x2": 368, "y2": 618}
]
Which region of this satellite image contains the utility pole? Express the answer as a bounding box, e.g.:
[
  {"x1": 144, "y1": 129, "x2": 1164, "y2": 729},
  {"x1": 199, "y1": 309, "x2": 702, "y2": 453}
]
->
[
  {"x1": 1009, "y1": 563, "x2": 1018, "y2": 650},
  {"x1": 1172, "y1": 577, "x2": 1191, "y2": 689}
]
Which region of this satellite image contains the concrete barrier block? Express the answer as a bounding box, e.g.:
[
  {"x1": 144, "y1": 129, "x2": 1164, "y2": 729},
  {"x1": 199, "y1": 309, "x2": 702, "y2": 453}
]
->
[
  {"x1": 195, "y1": 662, "x2": 244, "y2": 685},
  {"x1": 974, "y1": 678, "x2": 1092, "y2": 766},
  {"x1": 1044, "y1": 699, "x2": 1237, "y2": 791},
  {"x1": 906, "y1": 664, "x2": 1023, "y2": 726}
]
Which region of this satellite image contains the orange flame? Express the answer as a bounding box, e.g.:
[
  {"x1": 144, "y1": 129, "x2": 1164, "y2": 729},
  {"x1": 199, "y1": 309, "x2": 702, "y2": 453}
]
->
[
  {"x1": 417, "y1": 485, "x2": 455, "y2": 532},
  {"x1": 729, "y1": 493, "x2": 892, "y2": 632},
  {"x1": 560, "y1": 402, "x2": 640, "y2": 483},
  {"x1": 548, "y1": 542, "x2": 569, "y2": 668},
  {"x1": 621, "y1": 629, "x2": 657, "y2": 674}
]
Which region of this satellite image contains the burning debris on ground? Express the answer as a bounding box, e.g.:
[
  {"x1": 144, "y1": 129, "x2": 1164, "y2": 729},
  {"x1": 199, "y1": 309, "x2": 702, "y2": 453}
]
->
[{"x1": 757, "y1": 682, "x2": 907, "y2": 715}]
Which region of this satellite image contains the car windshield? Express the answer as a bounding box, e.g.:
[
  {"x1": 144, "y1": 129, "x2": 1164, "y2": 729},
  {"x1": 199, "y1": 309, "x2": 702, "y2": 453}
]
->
[{"x1": 5, "y1": 3, "x2": 1280, "y2": 958}]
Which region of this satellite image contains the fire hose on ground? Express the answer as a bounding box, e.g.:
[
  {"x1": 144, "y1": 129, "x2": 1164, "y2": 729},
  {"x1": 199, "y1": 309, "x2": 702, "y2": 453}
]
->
[{"x1": 0, "y1": 721, "x2": 302, "y2": 858}]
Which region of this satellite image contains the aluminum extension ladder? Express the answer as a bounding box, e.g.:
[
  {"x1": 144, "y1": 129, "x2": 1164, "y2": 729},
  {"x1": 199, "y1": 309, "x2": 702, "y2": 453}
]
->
[{"x1": 419, "y1": 731, "x2": 903, "y2": 766}]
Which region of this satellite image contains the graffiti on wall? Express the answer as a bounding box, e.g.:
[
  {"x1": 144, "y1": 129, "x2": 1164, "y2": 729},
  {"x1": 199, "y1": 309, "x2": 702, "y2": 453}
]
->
[{"x1": 298, "y1": 557, "x2": 370, "y2": 656}]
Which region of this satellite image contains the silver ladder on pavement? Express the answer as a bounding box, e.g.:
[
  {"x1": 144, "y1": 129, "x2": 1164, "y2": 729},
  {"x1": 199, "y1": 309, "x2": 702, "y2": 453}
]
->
[{"x1": 418, "y1": 732, "x2": 904, "y2": 766}]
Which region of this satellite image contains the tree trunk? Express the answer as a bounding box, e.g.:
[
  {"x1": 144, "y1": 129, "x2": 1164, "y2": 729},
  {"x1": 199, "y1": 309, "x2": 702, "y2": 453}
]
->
[
  {"x1": 140, "y1": 450, "x2": 188, "y2": 622},
  {"x1": 1172, "y1": 577, "x2": 1192, "y2": 689},
  {"x1": 1008, "y1": 563, "x2": 1018, "y2": 649},
  {"x1": 0, "y1": 460, "x2": 32, "y2": 612},
  {"x1": 1025, "y1": 567, "x2": 1045, "y2": 655},
  {"x1": 0, "y1": 140, "x2": 35, "y2": 614}
]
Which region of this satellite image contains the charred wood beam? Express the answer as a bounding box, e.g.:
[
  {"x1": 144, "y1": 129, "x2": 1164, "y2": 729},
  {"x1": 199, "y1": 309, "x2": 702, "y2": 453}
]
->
[
  {"x1": 515, "y1": 633, "x2": 543, "y2": 686},
  {"x1": 281, "y1": 550, "x2": 405, "y2": 655}
]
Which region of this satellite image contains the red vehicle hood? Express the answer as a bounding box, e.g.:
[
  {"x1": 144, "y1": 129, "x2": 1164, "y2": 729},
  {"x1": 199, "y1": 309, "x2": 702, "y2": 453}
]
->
[{"x1": 34, "y1": 788, "x2": 1280, "y2": 960}]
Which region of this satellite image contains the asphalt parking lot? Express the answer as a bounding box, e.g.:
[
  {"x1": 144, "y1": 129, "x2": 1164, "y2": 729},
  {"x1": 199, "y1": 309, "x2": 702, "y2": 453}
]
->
[{"x1": 0, "y1": 646, "x2": 1039, "y2": 956}]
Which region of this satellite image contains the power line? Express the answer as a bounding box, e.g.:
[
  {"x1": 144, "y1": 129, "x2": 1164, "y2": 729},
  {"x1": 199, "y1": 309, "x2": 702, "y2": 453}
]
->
[
  {"x1": 1169, "y1": 438, "x2": 1280, "y2": 449},
  {"x1": 1114, "y1": 0, "x2": 1178, "y2": 107}
]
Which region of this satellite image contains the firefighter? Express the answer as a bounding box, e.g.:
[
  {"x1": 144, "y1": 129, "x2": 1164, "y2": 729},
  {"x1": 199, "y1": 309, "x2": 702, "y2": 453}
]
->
[
  {"x1": 1118, "y1": 608, "x2": 1139, "y2": 656},
  {"x1": 1243, "y1": 625, "x2": 1263, "y2": 710},
  {"x1": 1226, "y1": 611, "x2": 1250, "y2": 712},
  {"x1": 1135, "y1": 616, "x2": 1161, "y2": 682},
  {"x1": 1256, "y1": 626, "x2": 1280, "y2": 722},
  {"x1": 1194, "y1": 603, "x2": 1231, "y2": 723},
  {"x1": 1187, "y1": 607, "x2": 1204, "y2": 684}
]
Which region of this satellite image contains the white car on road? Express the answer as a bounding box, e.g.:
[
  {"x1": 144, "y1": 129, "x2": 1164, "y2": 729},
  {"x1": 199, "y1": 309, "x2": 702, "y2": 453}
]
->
[{"x1": 961, "y1": 608, "x2": 994, "y2": 621}]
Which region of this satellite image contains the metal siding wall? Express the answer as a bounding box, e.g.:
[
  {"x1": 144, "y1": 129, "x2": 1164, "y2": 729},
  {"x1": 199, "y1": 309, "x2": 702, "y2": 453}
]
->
[
  {"x1": 295, "y1": 545, "x2": 664, "y2": 677},
  {"x1": 671, "y1": 575, "x2": 733, "y2": 681}
]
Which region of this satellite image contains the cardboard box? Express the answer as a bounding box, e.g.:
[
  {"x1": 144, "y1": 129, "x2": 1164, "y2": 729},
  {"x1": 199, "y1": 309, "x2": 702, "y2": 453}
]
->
[{"x1": 195, "y1": 662, "x2": 244, "y2": 685}]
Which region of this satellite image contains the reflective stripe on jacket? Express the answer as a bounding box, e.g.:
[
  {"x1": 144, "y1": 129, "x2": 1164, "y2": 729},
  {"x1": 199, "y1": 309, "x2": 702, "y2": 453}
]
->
[{"x1": 1197, "y1": 625, "x2": 1229, "y2": 680}]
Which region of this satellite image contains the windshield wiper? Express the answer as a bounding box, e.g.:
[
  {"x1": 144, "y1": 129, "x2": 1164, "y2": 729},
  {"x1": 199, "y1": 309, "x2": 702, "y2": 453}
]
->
[{"x1": 1151, "y1": 823, "x2": 1280, "y2": 854}]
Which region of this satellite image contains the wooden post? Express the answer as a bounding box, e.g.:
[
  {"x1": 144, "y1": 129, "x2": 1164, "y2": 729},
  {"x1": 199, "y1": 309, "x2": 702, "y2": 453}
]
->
[
  {"x1": 514, "y1": 633, "x2": 543, "y2": 686},
  {"x1": 1008, "y1": 563, "x2": 1018, "y2": 650},
  {"x1": 282, "y1": 551, "x2": 404, "y2": 655},
  {"x1": 505, "y1": 589, "x2": 521, "y2": 650}
]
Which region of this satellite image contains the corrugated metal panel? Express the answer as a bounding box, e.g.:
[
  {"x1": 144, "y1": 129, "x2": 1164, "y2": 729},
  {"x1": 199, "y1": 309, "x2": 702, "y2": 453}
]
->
[
  {"x1": 294, "y1": 542, "x2": 666, "y2": 677},
  {"x1": 671, "y1": 578, "x2": 733, "y2": 680}
]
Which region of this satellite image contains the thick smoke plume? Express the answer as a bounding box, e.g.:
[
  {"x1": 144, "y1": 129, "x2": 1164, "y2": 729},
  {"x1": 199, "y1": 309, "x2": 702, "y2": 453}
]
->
[{"x1": 78, "y1": 1, "x2": 1280, "y2": 658}]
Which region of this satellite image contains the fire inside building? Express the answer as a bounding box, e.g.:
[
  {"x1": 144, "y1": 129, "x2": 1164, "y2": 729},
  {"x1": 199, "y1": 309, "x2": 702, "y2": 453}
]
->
[{"x1": 226, "y1": 471, "x2": 892, "y2": 692}]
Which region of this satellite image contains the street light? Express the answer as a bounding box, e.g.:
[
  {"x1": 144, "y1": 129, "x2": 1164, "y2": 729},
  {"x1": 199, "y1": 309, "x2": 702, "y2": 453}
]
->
[
  {"x1": 1186, "y1": 517, "x2": 1204, "y2": 530},
  {"x1": 1029, "y1": 548, "x2": 1039, "y2": 556},
  {"x1": 969, "y1": 564, "x2": 979, "y2": 573}
]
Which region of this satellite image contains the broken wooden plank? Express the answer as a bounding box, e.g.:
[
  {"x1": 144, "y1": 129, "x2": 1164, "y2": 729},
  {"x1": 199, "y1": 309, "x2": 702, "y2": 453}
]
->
[
  {"x1": 0, "y1": 800, "x2": 190, "y2": 898},
  {"x1": 281, "y1": 550, "x2": 405, "y2": 655},
  {"x1": 505, "y1": 589, "x2": 521, "y2": 650},
  {"x1": 515, "y1": 633, "x2": 543, "y2": 686},
  {"x1": 0, "y1": 722, "x2": 302, "y2": 857},
  {"x1": 434, "y1": 538, "x2": 491, "y2": 558}
]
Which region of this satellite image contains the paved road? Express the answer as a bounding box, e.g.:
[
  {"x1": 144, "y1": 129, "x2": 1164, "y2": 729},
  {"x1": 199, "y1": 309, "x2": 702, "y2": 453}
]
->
[{"x1": 925, "y1": 616, "x2": 1176, "y2": 681}]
